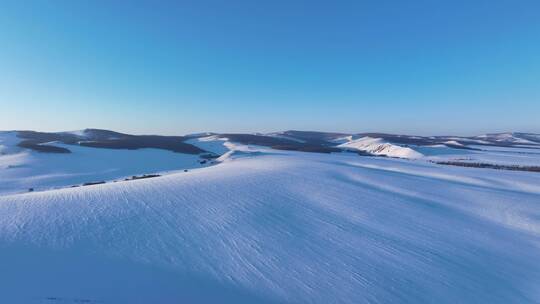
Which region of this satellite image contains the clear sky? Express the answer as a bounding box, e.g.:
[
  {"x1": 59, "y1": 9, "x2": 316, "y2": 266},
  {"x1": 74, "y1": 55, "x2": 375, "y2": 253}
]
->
[{"x1": 1, "y1": 0, "x2": 539, "y2": 135}]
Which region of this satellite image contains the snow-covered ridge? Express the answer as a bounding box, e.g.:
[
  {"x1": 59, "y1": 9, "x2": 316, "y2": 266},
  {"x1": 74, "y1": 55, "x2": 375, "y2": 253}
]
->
[
  {"x1": 185, "y1": 135, "x2": 231, "y2": 155},
  {"x1": 266, "y1": 132, "x2": 307, "y2": 143},
  {"x1": 4, "y1": 129, "x2": 540, "y2": 196},
  {"x1": 338, "y1": 136, "x2": 424, "y2": 159},
  {"x1": 443, "y1": 140, "x2": 464, "y2": 146},
  {"x1": 329, "y1": 135, "x2": 355, "y2": 144},
  {"x1": 475, "y1": 132, "x2": 540, "y2": 145}
]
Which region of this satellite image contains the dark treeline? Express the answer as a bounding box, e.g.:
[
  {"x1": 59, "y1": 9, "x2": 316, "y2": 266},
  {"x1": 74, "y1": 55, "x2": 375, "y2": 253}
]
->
[{"x1": 434, "y1": 161, "x2": 540, "y2": 173}]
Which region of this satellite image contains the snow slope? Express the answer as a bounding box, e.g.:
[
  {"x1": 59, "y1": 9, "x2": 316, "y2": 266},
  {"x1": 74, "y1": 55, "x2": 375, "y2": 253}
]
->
[
  {"x1": 418, "y1": 144, "x2": 540, "y2": 166},
  {"x1": 0, "y1": 131, "x2": 22, "y2": 154},
  {"x1": 0, "y1": 149, "x2": 539, "y2": 303},
  {"x1": 185, "y1": 135, "x2": 231, "y2": 155},
  {"x1": 338, "y1": 136, "x2": 424, "y2": 158},
  {"x1": 336, "y1": 134, "x2": 540, "y2": 166},
  {"x1": 476, "y1": 132, "x2": 540, "y2": 145},
  {"x1": 0, "y1": 132, "x2": 208, "y2": 195}
]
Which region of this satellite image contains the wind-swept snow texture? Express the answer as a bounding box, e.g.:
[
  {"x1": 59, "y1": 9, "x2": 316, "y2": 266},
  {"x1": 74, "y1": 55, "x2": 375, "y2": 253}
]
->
[{"x1": 0, "y1": 149, "x2": 539, "y2": 303}]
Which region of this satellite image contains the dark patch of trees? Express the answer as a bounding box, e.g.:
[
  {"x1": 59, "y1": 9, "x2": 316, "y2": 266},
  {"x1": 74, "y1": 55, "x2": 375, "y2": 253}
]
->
[
  {"x1": 434, "y1": 161, "x2": 540, "y2": 173},
  {"x1": 220, "y1": 134, "x2": 300, "y2": 147},
  {"x1": 82, "y1": 181, "x2": 106, "y2": 186},
  {"x1": 79, "y1": 136, "x2": 205, "y2": 154},
  {"x1": 279, "y1": 130, "x2": 348, "y2": 145},
  {"x1": 200, "y1": 153, "x2": 220, "y2": 159},
  {"x1": 17, "y1": 131, "x2": 80, "y2": 144},
  {"x1": 124, "y1": 174, "x2": 161, "y2": 181},
  {"x1": 16, "y1": 130, "x2": 207, "y2": 154},
  {"x1": 18, "y1": 140, "x2": 71, "y2": 153},
  {"x1": 220, "y1": 133, "x2": 345, "y2": 153},
  {"x1": 271, "y1": 145, "x2": 341, "y2": 153}
]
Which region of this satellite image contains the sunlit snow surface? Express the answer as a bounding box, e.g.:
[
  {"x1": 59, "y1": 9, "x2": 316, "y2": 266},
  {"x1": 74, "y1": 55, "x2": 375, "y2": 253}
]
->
[
  {"x1": 0, "y1": 132, "x2": 206, "y2": 195},
  {"x1": 338, "y1": 136, "x2": 424, "y2": 158},
  {"x1": 414, "y1": 144, "x2": 540, "y2": 166},
  {"x1": 1, "y1": 141, "x2": 540, "y2": 303}
]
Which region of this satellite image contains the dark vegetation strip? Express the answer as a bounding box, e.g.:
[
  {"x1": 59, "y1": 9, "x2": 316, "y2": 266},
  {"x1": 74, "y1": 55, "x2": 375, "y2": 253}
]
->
[
  {"x1": 82, "y1": 181, "x2": 106, "y2": 186},
  {"x1": 221, "y1": 134, "x2": 301, "y2": 146},
  {"x1": 29, "y1": 172, "x2": 173, "y2": 192},
  {"x1": 200, "y1": 153, "x2": 220, "y2": 159},
  {"x1": 434, "y1": 161, "x2": 540, "y2": 173},
  {"x1": 81, "y1": 174, "x2": 162, "y2": 187},
  {"x1": 220, "y1": 134, "x2": 345, "y2": 153},
  {"x1": 17, "y1": 130, "x2": 206, "y2": 154},
  {"x1": 271, "y1": 145, "x2": 342, "y2": 153},
  {"x1": 79, "y1": 137, "x2": 205, "y2": 154},
  {"x1": 278, "y1": 130, "x2": 348, "y2": 145},
  {"x1": 124, "y1": 174, "x2": 161, "y2": 181},
  {"x1": 17, "y1": 131, "x2": 81, "y2": 144},
  {"x1": 18, "y1": 140, "x2": 71, "y2": 153}
]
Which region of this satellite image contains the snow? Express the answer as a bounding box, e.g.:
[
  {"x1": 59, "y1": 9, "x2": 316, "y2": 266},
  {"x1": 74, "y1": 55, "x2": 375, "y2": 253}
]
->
[
  {"x1": 338, "y1": 136, "x2": 424, "y2": 159},
  {"x1": 476, "y1": 133, "x2": 539, "y2": 145},
  {"x1": 0, "y1": 131, "x2": 23, "y2": 154},
  {"x1": 62, "y1": 129, "x2": 87, "y2": 137},
  {"x1": 0, "y1": 146, "x2": 539, "y2": 303},
  {"x1": 443, "y1": 140, "x2": 463, "y2": 146},
  {"x1": 422, "y1": 145, "x2": 540, "y2": 166},
  {"x1": 185, "y1": 132, "x2": 215, "y2": 137},
  {"x1": 2, "y1": 130, "x2": 540, "y2": 303},
  {"x1": 330, "y1": 135, "x2": 354, "y2": 144},
  {"x1": 0, "y1": 133, "x2": 208, "y2": 195},
  {"x1": 185, "y1": 135, "x2": 231, "y2": 155}
]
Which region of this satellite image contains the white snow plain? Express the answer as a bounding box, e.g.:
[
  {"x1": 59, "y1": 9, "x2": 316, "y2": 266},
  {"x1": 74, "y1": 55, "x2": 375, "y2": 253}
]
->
[{"x1": 0, "y1": 141, "x2": 540, "y2": 303}]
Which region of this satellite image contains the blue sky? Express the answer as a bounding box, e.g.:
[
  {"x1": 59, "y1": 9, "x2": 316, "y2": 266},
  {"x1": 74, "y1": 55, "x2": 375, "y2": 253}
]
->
[{"x1": 1, "y1": 0, "x2": 539, "y2": 135}]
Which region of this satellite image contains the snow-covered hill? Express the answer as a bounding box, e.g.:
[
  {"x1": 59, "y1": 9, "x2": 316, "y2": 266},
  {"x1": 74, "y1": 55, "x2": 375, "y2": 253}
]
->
[
  {"x1": 185, "y1": 135, "x2": 232, "y2": 155},
  {"x1": 0, "y1": 131, "x2": 213, "y2": 195},
  {"x1": 0, "y1": 131, "x2": 22, "y2": 154},
  {"x1": 4, "y1": 128, "x2": 540, "y2": 196},
  {"x1": 1, "y1": 146, "x2": 540, "y2": 303},
  {"x1": 475, "y1": 132, "x2": 540, "y2": 146},
  {"x1": 338, "y1": 136, "x2": 424, "y2": 158}
]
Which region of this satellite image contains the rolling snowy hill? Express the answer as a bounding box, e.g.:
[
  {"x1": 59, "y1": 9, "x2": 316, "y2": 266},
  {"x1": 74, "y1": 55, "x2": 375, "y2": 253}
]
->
[
  {"x1": 3, "y1": 128, "x2": 540, "y2": 193},
  {"x1": 338, "y1": 136, "x2": 424, "y2": 158},
  {"x1": 0, "y1": 131, "x2": 213, "y2": 196},
  {"x1": 1, "y1": 129, "x2": 540, "y2": 303},
  {"x1": 1, "y1": 141, "x2": 540, "y2": 303}
]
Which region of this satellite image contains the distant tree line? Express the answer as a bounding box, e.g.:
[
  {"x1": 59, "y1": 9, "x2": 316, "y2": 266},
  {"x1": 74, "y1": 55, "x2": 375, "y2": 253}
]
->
[{"x1": 434, "y1": 161, "x2": 540, "y2": 173}]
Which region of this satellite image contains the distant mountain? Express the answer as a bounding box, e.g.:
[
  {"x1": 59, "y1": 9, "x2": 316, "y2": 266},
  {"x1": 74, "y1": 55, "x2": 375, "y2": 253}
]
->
[
  {"x1": 7, "y1": 129, "x2": 540, "y2": 156},
  {"x1": 15, "y1": 129, "x2": 207, "y2": 154},
  {"x1": 473, "y1": 132, "x2": 540, "y2": 146}
]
